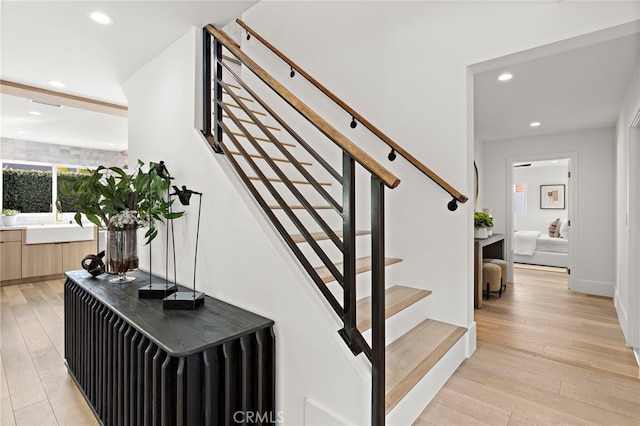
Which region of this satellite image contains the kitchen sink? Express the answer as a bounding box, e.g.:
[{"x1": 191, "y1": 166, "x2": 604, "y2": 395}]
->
[{"x1": 25, "y1": 223, "x2": 95, "y2": 244}]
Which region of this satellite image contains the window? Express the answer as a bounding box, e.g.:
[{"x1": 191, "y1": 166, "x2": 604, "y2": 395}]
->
[
  {"x1": 2, "y1": 162, "x2": 53, "y2": 213},
  {"x1": 514, "y1": 183, "x2": 527, "y2": 215},
  {"x1": 56, "y1": 166, "x2": 90, "y2": 212},
  {"x1": 1, "y1": 160, "x2": 90, "y2": 214}
]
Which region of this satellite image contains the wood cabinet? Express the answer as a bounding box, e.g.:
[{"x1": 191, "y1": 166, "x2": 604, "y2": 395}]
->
[
  {"x1": 22, "y1": 243, "x2": 63, "y2": 278},
  {"x1": 62, "y1": 240, "x2": 98, "y2": 273},
  {"x1": 65, "y1": 270, "x2": 275, "y2": 425},
  {"x1": 2, "y1": 228, "x2": 97, "y2": 284},
  {"x1": 1, "y1": 231, "x2": 22, "y2": 281}
]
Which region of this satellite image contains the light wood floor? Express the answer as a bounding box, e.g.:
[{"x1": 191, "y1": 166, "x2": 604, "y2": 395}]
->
[
  {"x1": 1, "y1": 269, "x2": 638, "y2": 425},
  {"x1": 415, "y1": 265, "x2": 640, "y2": 425},
  {"x1": 1, "y1": 280, "x2": 97, "y2": 425}
]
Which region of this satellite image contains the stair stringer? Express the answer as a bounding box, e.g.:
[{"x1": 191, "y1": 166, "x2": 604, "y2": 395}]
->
[{"x1": 212, "y1": 150, "x2": 374, "y2": 425}]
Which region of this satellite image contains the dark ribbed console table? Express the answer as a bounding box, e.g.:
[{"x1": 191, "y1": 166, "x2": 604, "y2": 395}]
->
[{"x1": 64, "y1": 270, "x2": 275, "y2": 425}]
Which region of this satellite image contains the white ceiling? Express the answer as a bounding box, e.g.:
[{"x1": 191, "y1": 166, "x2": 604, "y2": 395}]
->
[
  {"x1": 1, "y1": 3, "x2": 638, "y2": 153},
  {"x1": 474, "y1": 30, "x2": 640, "y2": 143},
  {"x1": 0, "y1": 0, "x2": 257, "y2": 152}
]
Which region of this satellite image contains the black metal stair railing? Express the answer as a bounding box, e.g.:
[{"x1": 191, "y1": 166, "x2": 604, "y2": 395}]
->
[
  {"x1": 203, "y1": 25, "x2": 390, "y2": 424},
  {"x1": 201, "y1": 23, "x2": 465, "y2": 426}
]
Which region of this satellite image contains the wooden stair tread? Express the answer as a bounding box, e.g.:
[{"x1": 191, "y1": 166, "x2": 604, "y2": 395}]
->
[
  {"x1": 223, "y1": 115, "x2": 280, "y2": 131},
  {"x1": 222, "y1": 54, "x2": 241, "y2": 65},
  {"x1": 229, "y1": 151, "x2": 311, "y2": 166},
  {"x1": 223, "y1": 91, "x2": 253, "y2": 103},
  {"x1": 356, "y1": 285, "x2": 432, "y2": 332},
  {"x1": 290, "y1": 230, "x2": 370, "y2": 244},
  {"x1": 315, "y1": 256, "x2": 403, "y2": 284},
  {"x1": 269, "y1": 205, "x2": 333, "y2": 210},
  {"x1": 385, "y1": 319, "x2": 467, "y2": 413},
  {"x1": 222, "y1": 101, "x2": 267, "y2": 116},
  {"x1": 222, "y1": 82, "x2": 241, "y2": 90},
  {"x1": 230, "y1": 132, "x2": 295, "y2": 147},
  {"x1": 249, "y1": 176, "x2": 331, "y2": 186}
]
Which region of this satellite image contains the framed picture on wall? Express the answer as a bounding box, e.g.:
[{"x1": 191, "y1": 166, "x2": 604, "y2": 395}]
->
[{"x1": 540, "y1": 184, "x2": 565, "y2": 209}]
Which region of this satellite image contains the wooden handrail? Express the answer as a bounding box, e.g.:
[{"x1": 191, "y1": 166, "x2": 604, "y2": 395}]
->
[
  {"x1": 236, "y1": 19, "x2": 467, "y2": 204},
  {"x1": 205, "y1": 24, "x2": 400, "y2": 189}
]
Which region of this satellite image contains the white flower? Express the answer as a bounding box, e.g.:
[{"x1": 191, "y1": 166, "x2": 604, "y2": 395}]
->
[{"x1": 110, "y1": 209, "x2": 147, "y2": 229}]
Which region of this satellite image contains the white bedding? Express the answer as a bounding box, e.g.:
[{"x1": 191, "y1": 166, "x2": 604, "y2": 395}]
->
[
  {"x1": 513, "y1": 230, "x2": 541, "y2": 255},
  {"x1": 536, "y1": 234, "x2": 568, "y2": 253},
  {"x1": 513, "y1": 230, "x2": 569, "y2": 267}
]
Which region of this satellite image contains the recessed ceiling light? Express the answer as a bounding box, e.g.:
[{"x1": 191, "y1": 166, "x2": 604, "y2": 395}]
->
[
  {"x1": 552, "y1": 160, "x2": 558, "y2": 164},
  {"x1": 28, "y1": 111, "x2": 42, "y2": 116},
  {"x1": 47, "y1": 80, "x2": 66, "y2": 88},
  {"x1": 89, "y1": 11, "x2": 113, "y2": 25},
  {"x1": 17, "y1": 131, "x2": 26, "y2": 135},
  {"x1": 498, "y1": 73, "x2": 513, "y2": 82},
  {"x1": 530, "y1": 121, "x2": 541, "y2": 127}
]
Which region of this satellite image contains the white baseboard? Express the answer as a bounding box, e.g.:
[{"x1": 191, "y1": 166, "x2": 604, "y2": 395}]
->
[
  {"x1": 614, "y1": 290, "x2": 630, "y2": 342},
  {"x1": 575, "y1": 279, "x2": 614, "y2": 297},
  {"x1": 466, "y1": 321, "x2": 477, "y2": 356},
  {"x1": 304, "y1": 398, "x2": 352, "y2": 425}
]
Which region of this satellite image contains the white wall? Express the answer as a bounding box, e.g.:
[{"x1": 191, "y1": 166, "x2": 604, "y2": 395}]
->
[
  {"x1": 242, "y1": 0, "x2": 638, "y2": 328},
  {"x1": 123, "y1": 29, "x2": 370, "y2": 425},
  {"x1": 615, "y1": 56, "x2": 640, "y2": 355},
  {"x1": 483, "y1": 128, "x2": 616, "y2": 296},
  {"x1": 122, "y1": 2, "x2": 640, "y2": 422},
  {"x1": 513, "y1": 163, "x2": 569, "y2": 233}
]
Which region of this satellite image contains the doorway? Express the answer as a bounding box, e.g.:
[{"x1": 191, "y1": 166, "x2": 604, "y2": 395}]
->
[{"x1": 507, "y1": 153, "x2": 577, "y2": 291}]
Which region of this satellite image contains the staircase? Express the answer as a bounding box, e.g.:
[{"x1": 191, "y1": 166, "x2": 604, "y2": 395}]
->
[{"x1": 202, "y1": 21, "x2": 468, "y2": 425}]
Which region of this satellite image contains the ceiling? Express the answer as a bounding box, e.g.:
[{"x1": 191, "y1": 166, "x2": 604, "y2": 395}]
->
[
  {"x1": 474, "y1": 29, "x2": 640, "y2": 143},
  {"x1": 1, "y1": 3, "x2": 638, "y2": 153},
  {"x1": 0, "y1": 1, "x2": 257, "y2": 152}
]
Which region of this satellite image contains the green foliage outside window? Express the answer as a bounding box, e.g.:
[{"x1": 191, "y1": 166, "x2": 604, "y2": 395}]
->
[
  {"x1": 57, "y1": 170, "x2": 89, "y2": 212},
  {"x1": 2, "y1": 167, "x2": 90, "y2": 213},
  {"x1": 2, "y1": 168, "x2": 52, "y2": 213}
]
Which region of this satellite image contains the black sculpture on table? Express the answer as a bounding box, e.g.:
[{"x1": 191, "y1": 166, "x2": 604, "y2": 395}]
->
[
  {"x1": 81, "y1": 251, "x2": 105, "y2": 277},
  {"x1": 171, "y1": 185, "x2": 202, "y2": 206},
  {"x1": 139, "y1": 161, "x2": 177, "y2": 299},
  {"x1": 164, "y1": 185, "x2": 205, "y2": 310}
]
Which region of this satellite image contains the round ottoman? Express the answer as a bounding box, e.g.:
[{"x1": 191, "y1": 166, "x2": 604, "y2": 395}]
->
[
  {"x1": 482, "y1": 262, "x2": 502, "y2": 299},
  {"x1": 483, "y1": 258, "x2": 508, "y2": 293}
]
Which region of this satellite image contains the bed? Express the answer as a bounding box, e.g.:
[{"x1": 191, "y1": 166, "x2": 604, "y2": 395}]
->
[{"x1": 513, "y1": 230, "x2": 568, "y2": 268}]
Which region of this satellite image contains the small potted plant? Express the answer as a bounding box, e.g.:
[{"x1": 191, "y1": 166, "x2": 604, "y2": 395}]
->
[
  {"x1": 2, "y1": 209, "x2": 20, "y2": 227},
  {"x1": 474, "y1": 211, "x2": 493, "y2": 239}
]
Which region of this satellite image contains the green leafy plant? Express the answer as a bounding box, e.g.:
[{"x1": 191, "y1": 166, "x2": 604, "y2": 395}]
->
[
  {"x1": 2, "y1": 209, "x2": 19, "y2": 216},
  {"x1": 57, "y1": 170, "x2": 90, "y2": 212},
  {"x1": 61, "y1": 160, "x2": 183, "y2": 244},
  {"x1": 474, "y1": 211, "x2": 493, "y2": 229},
  {"x1": 2, "y1": 168, "x2": 52, "y2": 212}
]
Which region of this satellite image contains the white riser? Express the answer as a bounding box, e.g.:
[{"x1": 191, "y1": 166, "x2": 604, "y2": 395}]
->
[
  {"x1": 361, "y1": 293, "x2": 433, "y2": 347},
  {"x1": 323, "y1": 270, "x2": 380, "y2": 309}
]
